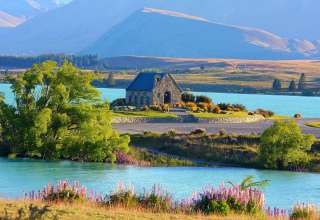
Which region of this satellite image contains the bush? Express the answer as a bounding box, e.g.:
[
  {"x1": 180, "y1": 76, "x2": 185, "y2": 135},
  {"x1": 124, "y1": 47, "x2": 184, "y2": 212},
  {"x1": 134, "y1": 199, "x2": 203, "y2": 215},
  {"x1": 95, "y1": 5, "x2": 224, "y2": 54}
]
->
[
  {"x1": 197, "y1": 102, "x2": 209, "y2": 111},
  {"x1": 161, "y1": 104, "x2": 170, "y2": 112},
  {"x1": 255, "y1": 109, "x2": 274, "y2": 118},
  {"x1": 139, "y1": 185, "x2": 173, "y2": 211},
  {"x1": 196, "y1": 95, "x2": 212, "y2": 104},
  {"x1": 186, "y1": 102, "x2": 197, "y2": 112},
  {"x1": 294, "y1": 113, "x2": 302, "y2": 119},
  {"x1": 212, "y1": 106, "x2": 221, "y2": 114},
  {"x1": 181, "y1": 92, "x2": 195, "y2": 103},
  {"x1": 116, "y1": 151, "x2": 138, "y2": 165},
  {"x1": 259, "y1": 120, "x2": 316, "y2": 169},
  {"x1": 290, "y1": 204, "x2": 318, "y2": 220},
  {"x1": 190, "y1": 128, "x2": 206, "y2": 136},
  {"x1": 233, "y1": 104, "x2": 247, "y2": 112},
  {"x1": 167, "y1": 129, "x2": 177, "y2": 137},
  {"x1": 105, "y1": 183, "x2": 138, "y2": 207},
  {"x1": 150, "y1": 105, "x2": 162, "y2": 112},
  {"x1": 110, "y1": 98, "x2": 127, "y2": 108},
  {"x1": 218, "y1": 103, "x2": 247, "y2": 112},
  {"x1": 192, "y1": 184, "x2": 264, "y2": 215},
  {"x1": 142, "y1": 105, "x2": 149, "y2": 111},
  {"x1": 25, "y1": 181, "x2": 87, "y2": 203}
]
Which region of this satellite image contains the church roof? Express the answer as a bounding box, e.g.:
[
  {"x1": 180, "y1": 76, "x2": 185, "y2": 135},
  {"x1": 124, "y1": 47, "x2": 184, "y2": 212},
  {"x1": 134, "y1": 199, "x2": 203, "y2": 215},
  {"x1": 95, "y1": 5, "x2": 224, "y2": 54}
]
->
[{"x1": 127, "y1": 72, "x2": 167, "y2": 91}]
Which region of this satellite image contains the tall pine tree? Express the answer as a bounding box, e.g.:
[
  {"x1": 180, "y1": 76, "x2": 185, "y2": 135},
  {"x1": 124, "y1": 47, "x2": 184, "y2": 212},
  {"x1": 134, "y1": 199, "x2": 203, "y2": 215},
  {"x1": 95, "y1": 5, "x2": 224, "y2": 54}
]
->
[{"x1": 298, "y1": 73, "x2": 306, "y2": 90}]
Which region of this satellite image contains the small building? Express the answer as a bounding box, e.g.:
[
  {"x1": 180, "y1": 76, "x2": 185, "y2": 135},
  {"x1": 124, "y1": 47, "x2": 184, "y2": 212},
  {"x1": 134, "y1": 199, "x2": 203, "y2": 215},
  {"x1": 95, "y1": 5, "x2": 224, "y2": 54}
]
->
[{"x1": 126, "y1": 72, "x2": 182, "y2": 106}]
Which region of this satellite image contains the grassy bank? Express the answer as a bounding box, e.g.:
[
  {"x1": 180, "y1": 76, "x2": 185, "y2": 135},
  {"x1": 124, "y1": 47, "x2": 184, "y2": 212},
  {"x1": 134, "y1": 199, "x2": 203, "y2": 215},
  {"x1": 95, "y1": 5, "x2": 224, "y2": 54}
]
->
[
  {"x1": 130, "y1": 131, "x2": 320, "y2": 171},
  {"x1": 191, "y1": 111, "x2": 250, "y2": 118},
  {"x1": 131, "y1": 131, "x2": 259, "y2": 167},
  {"x1": 306, "y1": 122, "x2": 320, "y2": 128},
  {"x1": 0, "y1": 200, "x2": 268, "y2": 220}
]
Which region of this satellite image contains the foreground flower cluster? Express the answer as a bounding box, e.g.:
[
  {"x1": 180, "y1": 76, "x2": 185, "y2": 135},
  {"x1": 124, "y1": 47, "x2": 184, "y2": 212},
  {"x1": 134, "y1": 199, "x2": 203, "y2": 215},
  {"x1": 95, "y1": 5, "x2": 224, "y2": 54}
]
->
[{"x1": 24, "y1": 180, "x2": 318, "y2": 219}]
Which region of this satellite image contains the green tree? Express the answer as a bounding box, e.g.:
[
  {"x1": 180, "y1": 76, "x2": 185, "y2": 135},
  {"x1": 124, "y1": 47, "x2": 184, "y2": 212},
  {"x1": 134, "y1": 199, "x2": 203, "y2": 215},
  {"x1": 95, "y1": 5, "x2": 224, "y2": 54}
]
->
[
  {"x1": 258, "y1": 120, "x2": 315, "y2": 169},
  {"x1": 0, "y1": 61, "x2": 129, "y2": 162},
  {"x1": 272, "y1": 79, "x2": 282, "y2": 90},
  {"x1": 107, "y1": 73, "x2": 116, "y2": 86},
  {"x1": 181, "y1": 92, "x2": 195, "y2": 103},
  {"x1": 288, "y1": 80, "x2": 296, "y2": 91},
  {"x1": 298, "y1": 73, "x2": 306, "y2": 90},
  {"x1": 195, "y1": 95, "x2": 212, "y2": 104}
]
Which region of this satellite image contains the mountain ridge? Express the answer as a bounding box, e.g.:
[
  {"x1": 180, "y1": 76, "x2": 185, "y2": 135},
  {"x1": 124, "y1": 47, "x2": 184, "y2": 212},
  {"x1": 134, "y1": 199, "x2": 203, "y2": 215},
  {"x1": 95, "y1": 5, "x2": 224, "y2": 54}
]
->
[
  {"x1": 0, "y1": 0, "x2": 319, "y2": 59},
  {"x1": 83, "y1": 7, "x2": 318, "y2": 59}
]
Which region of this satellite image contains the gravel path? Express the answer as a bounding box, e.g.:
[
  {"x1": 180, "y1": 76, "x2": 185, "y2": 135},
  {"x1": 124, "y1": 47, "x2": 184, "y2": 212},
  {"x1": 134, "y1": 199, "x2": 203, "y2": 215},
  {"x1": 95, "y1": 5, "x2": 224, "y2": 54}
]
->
[{"x1": 113, "y1": 119, "x2": 320, "y2": 138}]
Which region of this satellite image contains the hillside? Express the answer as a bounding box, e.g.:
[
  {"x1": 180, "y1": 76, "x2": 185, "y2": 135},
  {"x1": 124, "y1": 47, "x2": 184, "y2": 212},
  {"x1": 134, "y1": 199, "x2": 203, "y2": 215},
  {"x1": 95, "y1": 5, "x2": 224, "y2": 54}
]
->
[
  {"x1": 0, "y1": 0, "x2": 71, "y2": 27},
  {"x1": 84, "y1": 8, "x2": 316, "y2": 59},
  {"x1": 0, "y1": 11, "x2": 25, "y2": 27},
  {"x1": 0, "y1": 0, "x2": 319, "y2": 57}
]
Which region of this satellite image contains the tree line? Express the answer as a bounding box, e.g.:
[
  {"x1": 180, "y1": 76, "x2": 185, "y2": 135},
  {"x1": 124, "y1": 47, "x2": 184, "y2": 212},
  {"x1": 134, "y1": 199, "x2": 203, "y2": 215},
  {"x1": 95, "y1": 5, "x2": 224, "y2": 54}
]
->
[
  {"x1": 0, "y1": 54, "x2": 99, "y2": 69},
  {"x1": 272, "y1": 73, "x2": 306, "y2": 91}
]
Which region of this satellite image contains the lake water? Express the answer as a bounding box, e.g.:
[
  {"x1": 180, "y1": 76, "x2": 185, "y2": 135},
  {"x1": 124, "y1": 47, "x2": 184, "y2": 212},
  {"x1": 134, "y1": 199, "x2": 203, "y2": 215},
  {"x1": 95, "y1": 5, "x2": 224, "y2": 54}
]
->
[
  {"x1": 1, "y1": 83, "x2": 320, "y2": 209},
  {"x1": 1, "y1": 83, "x2": 320, "y2": 118},
  {"x1": 0, "y1": 158, "x2": 319, "y2": 209}
]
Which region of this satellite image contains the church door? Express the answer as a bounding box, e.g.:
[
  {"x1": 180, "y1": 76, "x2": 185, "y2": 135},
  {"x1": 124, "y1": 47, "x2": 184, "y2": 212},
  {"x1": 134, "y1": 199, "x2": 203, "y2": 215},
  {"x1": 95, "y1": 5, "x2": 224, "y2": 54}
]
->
[{"x1": 164, "y1": 91, "x2": 171, "y2": 104}]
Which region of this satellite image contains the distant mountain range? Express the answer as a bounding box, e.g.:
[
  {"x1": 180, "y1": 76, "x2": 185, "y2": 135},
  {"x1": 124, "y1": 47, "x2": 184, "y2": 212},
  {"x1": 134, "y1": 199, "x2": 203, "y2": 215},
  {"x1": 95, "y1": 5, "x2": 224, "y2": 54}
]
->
[
  {"x1": 0, "y1": 0, "x2": 70, "y2": 27},
  {"x1": 83, "y1": 8, "x2": 318, "y2": 59},
  {"x1": 0, "y1": 0, "x2": 319, "y2": 59}
]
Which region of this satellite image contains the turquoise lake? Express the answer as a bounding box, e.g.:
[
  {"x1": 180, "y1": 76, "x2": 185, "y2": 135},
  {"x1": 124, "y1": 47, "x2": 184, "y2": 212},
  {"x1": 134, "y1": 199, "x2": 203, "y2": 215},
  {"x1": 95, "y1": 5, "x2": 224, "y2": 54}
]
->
[
  {"x1": 1, "y1": 83, "x2": 320, "y2": 118},
  {"x1": 0, "y1": 158, "x2": 320, "y2": 209},
  {"x1": 1, "y1": 83, "x2": 320, "y2": 209}
]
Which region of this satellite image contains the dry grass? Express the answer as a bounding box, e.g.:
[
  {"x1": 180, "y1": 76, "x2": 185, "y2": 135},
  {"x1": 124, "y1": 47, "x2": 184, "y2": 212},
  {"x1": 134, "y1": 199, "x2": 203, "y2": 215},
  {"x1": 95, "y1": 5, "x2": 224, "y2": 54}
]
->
[
  {"x1": 0, "y1": 200, "x2": 270, "y2": 220},
  {"x1": 105, "y1": 58, "x2": 320, "y2": 90}
]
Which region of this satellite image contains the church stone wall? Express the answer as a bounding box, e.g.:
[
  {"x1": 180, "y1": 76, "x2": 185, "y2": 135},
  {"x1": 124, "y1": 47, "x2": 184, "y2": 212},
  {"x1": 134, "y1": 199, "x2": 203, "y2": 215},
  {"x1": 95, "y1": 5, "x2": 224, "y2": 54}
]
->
[{"x1": 126, "y1": 74, "x2": 181, "y2": 107}]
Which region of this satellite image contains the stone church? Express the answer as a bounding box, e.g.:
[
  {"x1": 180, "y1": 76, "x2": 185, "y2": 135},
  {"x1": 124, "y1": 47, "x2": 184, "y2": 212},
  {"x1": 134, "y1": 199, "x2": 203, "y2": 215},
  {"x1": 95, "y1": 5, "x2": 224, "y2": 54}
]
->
[{"x1": 126, "y1": 72, "x2": 182, "y2": 106}]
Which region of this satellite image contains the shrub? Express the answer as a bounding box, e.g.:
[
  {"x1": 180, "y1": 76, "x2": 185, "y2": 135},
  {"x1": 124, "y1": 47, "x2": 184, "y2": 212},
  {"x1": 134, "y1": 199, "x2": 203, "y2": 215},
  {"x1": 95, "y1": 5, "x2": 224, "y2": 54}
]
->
[
  {"x1": 192, "y1": 184, "x2": 264, "y2": 215},
  {"x1": 190, "y1": 128, "x2": 206, "y2": 136},
  {"x1": 116, "y1": 151, "x2": 138, "y2": 165},
  {"x1": 110, "y1": 98, "x2": 127, "y2": 108},
  {"x1": 218, "y1": 129, "x2": 227, "y2": 136},
  {"x1": 105, "y1": 183, "x2": 138, "y2": 207},
  {"x1": 142, "y1": 105, "x2": 149, "y2": 111},
  {"x1": 196, "y1": 95, "x2": 212, "y2": 104},
  {"x1": 25, "y1": 181, "x2": 88, "y2": 203},
  {"x1": 197, "y1": 102, "x2": 209, "y2": 111},
  {"x1": 139, "y1": 185, "x2": 173, "y2": 211},
  {"x1": 290, "y1": 203, "x2": 318, "y2": 220},
  {"x1": 233, "y1": 104, "x2": 247, "y2": 112},
  {"x1": 255, "y1": 109, "x2": 274, "y2": 118},
  {"x1": 294, "y1": 113, "x2": 302, "y2": 119},
  {"x1": 181, "y1": 92, "x2": 195, "y2": 103},
  {"x1": 150, "y1": 105, "x2": 162, "y2": 112},
  {"x1": 167, "y1": 129, "x2": 177, "y2": 137},
  {"x1": 186, "y1": 102, "x2": 197, "y2": 112},
  {"x1": 175, "y1": 101, "x2": 186, "y2": 108},
  {"x1": 212, "y1": 106, "x2": 221, "y2": 114},
  {"x1": 161, "y1": 104, "x2": 170, "y2": 112}
]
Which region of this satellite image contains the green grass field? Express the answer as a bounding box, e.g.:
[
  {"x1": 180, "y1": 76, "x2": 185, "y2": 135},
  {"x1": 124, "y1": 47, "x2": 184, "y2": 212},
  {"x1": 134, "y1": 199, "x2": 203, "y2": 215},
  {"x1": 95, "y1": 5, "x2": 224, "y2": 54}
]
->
[
  {"x1": 0, "y1": 200, "x2": 271, "y2": 220},
  {"x1": 191, "y1": 111, "x2": 251, "y2": 118},
  {"x1": 306, "y1": 122, "x2": 320, "y2": 128},
  {"x1": 111, "y1": 111, "x2": 178, "y2": 118}
]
